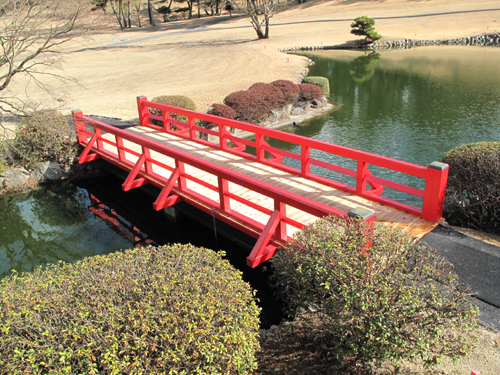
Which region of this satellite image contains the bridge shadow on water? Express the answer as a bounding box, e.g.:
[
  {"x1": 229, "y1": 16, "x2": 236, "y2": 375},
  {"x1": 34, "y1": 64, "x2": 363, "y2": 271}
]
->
[{"x1": 78, "y1": 169, "x2": 285, "y2": 329}]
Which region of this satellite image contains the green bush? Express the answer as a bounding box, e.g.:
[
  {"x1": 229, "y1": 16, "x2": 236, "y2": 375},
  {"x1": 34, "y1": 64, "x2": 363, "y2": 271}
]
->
[
  {"x1": 0, "y1": 244, "x2": 261, "y2": 374},
  {"x1": 302, "y1": 76, "x2": 330, "y2": 96},
  {"x1": 442, "y1": 142, "x2": 500, "y2": 234},
  {"x1": 150, "y1": 95, "x2": 197, "y2": 126},
  {"x1": 13, "y1": 110, "x2": 77, "y2": 168},
  {"x1": 271, "y1": 216, "x2": 478, "y2": 371}
]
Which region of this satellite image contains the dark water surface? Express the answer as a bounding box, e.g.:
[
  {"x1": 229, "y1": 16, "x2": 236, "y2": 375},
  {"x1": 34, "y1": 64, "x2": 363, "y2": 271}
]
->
[{"x1": 277, "y1": 46, "x2": 500, "y2": 206}]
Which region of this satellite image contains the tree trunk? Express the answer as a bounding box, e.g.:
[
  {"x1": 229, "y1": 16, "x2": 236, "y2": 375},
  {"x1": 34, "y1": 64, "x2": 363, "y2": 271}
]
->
[
  {"x1": 135, "y1": 3, "x2": 142, "y2": 27},
  {"x1": 148, "y1": 0, "x2": 156, "y2": 26},
  {"x1": 197, "y1": 0, "x2": 200, "y2": 18}
]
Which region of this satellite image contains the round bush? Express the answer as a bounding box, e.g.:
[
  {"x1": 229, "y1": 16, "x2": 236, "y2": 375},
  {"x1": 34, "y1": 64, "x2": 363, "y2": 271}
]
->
[
  {"x1": 248, "y1": 82, "x2": 286, "y2": 109},
  {"x1": 0, "y1": 244, "x2": 261, "y2": 374},
  {"x1": 302, "y1": 76, "x2": 330, "y2": 96},
  {"x1": 271, "y1": 80, "x2": 300, "y2": 105},
  {"x1": 224, "y1": 90, "x2": 272, "y2": 124},
  {"x1": 442, "y1": 142, "x2": 500, "y2": 234},
  {"x1": 298, "y1": 82, "x2": 324, "y2": 101},
  {"x1": 271, "y1": 216, "x2": 478, "y2": 371},
  {"x1": 14, "y1": 110, "x2": 76, "y2": 168},
  {"x1": 150, "y1": 95, "x2": 197, "y2": 126}
]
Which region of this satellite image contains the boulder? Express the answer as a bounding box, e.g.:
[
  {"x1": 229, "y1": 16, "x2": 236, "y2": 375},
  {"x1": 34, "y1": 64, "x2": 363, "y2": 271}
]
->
[
  {"x1": 291, "y1": 107, "x2": 307, "y2": 116},
  {"x1": 0, "y1": 167, "x2": 30, "y2": 188},
  {"x1": 30, "y1": 161, "x2": 63, "y2": 182}
]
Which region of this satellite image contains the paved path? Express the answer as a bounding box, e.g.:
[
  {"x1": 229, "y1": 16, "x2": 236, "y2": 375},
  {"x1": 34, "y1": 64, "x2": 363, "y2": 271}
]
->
[{"x1": 422, "y1": 225, "x2": 500, "y2": 331}]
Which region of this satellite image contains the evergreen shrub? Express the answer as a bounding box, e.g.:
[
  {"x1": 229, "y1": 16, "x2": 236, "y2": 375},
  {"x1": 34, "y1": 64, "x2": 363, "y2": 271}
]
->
[
  {"x1": 248, "y1": 82, "x2": 286, "y2": 109},
  {"x1": 302, "y1": 76, "x2": 330, "y2": 96},
  {"x1": 224, "y1": 90, "x2": 272, "y2": 123},
  {"x1": 271, "y1": 80, "x2": 300, "y2": 105},
  {"x1": 14, "y1": 109, "x2": 77, "y2": 168},
  {"x1": 442, "y1": 141, "x2": 500, "y2": 234},
  {"x1": 271, "y1": 216, "x2": 478, "y2": 371},
  {"x1": 150, "y1": 95, "x2": 196, "y2": 126},
  {"x1": 0, "y1": 244, "x2": 261, "y2": 374},
  {"x1": 298, "y1": 82, "x2": 324, "y2": 101},
  {"x1": 203, "y1": 103, "x2": 238, "y2": 136}
]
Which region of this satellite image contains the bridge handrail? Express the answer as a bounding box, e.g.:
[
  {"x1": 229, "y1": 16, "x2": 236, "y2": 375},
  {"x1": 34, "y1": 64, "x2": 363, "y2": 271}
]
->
[
  {"x1": 73, "y1": 113, "x2": 348, "y2": 235},
  {"x1": 137, "y1": 97, "x2": 448, "y2": 222}
]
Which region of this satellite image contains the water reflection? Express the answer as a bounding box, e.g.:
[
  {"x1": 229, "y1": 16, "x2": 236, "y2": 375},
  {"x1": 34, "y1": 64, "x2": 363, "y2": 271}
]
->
[
  {"x1": 272, "y1": 47, "x2": 500, "y2": 205},
  {"x1": 349, "y1": 51, "x2": 381, "y2": 83},
  {"x1": 0, "y1": 183, "x2": 136, "y2": 278}
]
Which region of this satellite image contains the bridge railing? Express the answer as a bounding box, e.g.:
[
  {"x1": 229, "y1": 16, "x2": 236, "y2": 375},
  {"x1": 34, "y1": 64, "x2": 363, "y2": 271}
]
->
[
  {"x1": 73, "y1": 111, "x2": 353, "y2": 267},
  {"x1": 137, "y1": 96, "x2": 448, "y2": 222}
]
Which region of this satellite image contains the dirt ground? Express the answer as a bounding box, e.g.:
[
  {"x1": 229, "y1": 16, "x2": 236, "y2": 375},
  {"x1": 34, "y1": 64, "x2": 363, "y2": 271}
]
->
[{"x1": 3, "y1": 0, "x2": 500, "y2": 121}]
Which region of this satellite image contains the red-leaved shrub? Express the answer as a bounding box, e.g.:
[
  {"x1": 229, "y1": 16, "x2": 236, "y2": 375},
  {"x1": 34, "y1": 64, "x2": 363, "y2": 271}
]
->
[
  {"x1": 298, "y1": 83, "x2": 324, "y2": 101},
  {"x1": 248, "y1": 83, "x2": 286, "y2": 109},
  {"x1": 224, "y1": 90, "x2": 272, "y2": 123},
  {"x1": 271, "y1": 80, "x2": 300, "y2": 105}
]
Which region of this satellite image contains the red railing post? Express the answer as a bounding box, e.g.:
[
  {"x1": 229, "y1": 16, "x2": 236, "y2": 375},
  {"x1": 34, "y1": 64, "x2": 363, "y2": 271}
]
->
[
  {"x1": 275, "y1": 201, "x2": 287, "y2": 241},
  {"x1": 142, "y1": 146, "x2": 153, "y2": 174},
  {"x1": 218, "y1": 122, "x2": 227, "y2": 150},
  {"x1": 116, "y1": 136, "x2": 125, "y2": 161},
  {"x1": 136, "y1": 96, "x2": 148, "y2": 126},
  {"x1": 255, "y1": 134, "x2": 265, "y2": 161},
  {"x1": 356, "y1": 160, "x2": 368, "y2": 194},
  {"x1": 176, "y1": 160, "x2": 187, "y2": 191},
  {"x1": 422, "y1": 162, "x2": 449, "y2": 222},
  {"x1": 72, "y1": 110, "x2": 86, "y2": 144},
  {"x1": 301, "y1": 145, "x2": 311, "y2": 177},
  {"x1": 218, "y1": 177, "x2": 230, "y2": 212},
  {"x1": 188, "y1": 116, "x2": 196, "y2": 140}
]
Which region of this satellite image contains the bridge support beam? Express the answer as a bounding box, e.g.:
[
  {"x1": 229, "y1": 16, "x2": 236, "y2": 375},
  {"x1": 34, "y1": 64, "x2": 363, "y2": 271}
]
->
[{"x1": 247, "y1": 209, "x2": 282, "y2": 268}]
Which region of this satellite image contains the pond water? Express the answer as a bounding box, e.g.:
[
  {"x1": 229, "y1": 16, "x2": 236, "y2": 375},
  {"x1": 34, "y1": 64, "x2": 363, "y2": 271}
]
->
[
  {"x1": 0, "y1": 175, "x2": 283, "y2": 327},
  {"x1": 276, "y1": 46, "x2": 500, "y2": 206}
]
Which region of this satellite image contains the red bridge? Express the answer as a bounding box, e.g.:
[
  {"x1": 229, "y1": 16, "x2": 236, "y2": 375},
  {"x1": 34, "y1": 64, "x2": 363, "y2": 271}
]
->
[{"x1": 72, "y1": 96, "x2": 448, "y2": 267}]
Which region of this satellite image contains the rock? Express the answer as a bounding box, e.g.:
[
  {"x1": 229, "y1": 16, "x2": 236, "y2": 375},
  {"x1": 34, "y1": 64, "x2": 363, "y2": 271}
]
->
[
  {"x1": 30, "y1": 161, "x2": 63, "y2": 182},
  {"x1": 292, "y1": 107, "x2": 307, "y2": 116},
  {"x1": 0, "y1": 167, "x2": 30, "y2": 188},
  {"x1": 294, "y1": 101, "x2": 309, "y2": 109},
  {"x1": 1, "y1": 167, "x2": 29, "y2": 177}
]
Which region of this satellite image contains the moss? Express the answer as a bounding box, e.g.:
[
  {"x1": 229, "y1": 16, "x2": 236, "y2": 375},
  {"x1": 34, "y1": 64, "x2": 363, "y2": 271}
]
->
[{"x1": 302, "y1": 76, "x2": 330, "y2": 96}]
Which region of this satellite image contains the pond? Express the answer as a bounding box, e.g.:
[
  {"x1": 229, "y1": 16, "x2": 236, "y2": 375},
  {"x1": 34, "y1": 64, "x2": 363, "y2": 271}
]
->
[{"x1": 276, "y1": 46, "x2": 500, "y2": 206}]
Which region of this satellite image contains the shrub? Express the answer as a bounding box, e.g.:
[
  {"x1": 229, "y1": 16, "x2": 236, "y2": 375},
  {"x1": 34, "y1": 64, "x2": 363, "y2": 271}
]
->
[
  {"x1": 271, "y1": 79, "x2": 300, "y2": 105},
  {"x1": 248, "y1": 82, "x2": 286, "y2": 109},
  {"x1": 13, "y1": 109, "x2": 77, "y2": 168},
  {"x1": 224, "y1": 90, "x2": 272, "y2": 124},
  {"x1": 271, "y1": 216, "x2": 478, "y2": 371},
  {"x1": 150, "y1": 95, "x2": 196, "y2": 126},
  {"x1": 0, "y1": 244, "x2": 261, "y2": 374},
  {"x1": 203, "y1": 103, "x2": 238, "y2": 136},
  {"x1": 442, "y1": 142, "x2": 500, "y2": 234},
  {"x1": 298, "y1": 82, "x2": 324, "y2": 101},
  {"x1": 302, "y1": 76, "x2": 330, "y2": 96}
]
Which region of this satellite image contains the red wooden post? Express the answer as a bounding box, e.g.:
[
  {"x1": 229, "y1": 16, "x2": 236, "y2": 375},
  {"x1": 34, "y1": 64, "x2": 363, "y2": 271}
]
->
[
  {"x1": 422, "y1": 162, "x2": 449, "y2": 222},
  {"x1": 274, "y1": 201, "x2": 287, "y2": 241},
  {"x1": 301, "y1": 145, "x2": 311, "y2": 177},
  {"x1": 255, "y1": 134, "x2": 265, "y2": 161},
  {"x1": 348, "y1": 207, "x2": 375, "y2": 250},
  {"x1": 116, "y1": 136, "x2": 125, "y2": 161},
  {"x1": 71, "y1": 110, "x2": 86, "y2": 144},
  {"x1": 136, "y1": 96, "x2": 148, "y2": 126},
  {"x1": 142, "y1": 146, "x2": 153, "y2": 174},
  {"x1": 176, "y1": 160, "x2": 187, "y2": 191},
  {"x1": 356, "y1": 160, "x2": 368, "y2": 194},
  {"x1": 471, "y1": 370, "x2": 480, "y2": 375},
  {"x1": 188, "y1": 116, "x2": 196, "y2": 140},
  {"x1": 218, "y1": 177, "x2": 230, "y2": 213},
  {"x1": 218, "y1": 122, "x2": 227, "y2": 150},
  {"x1": 95, "y1": 128, "x2": 103, "y2": 151}
]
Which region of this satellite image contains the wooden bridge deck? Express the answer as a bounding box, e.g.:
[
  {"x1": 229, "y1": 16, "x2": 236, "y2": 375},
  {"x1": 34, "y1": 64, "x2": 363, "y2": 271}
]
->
[
  {"x1": 113, "y1": 126, "x2": 439, "y2": 239},
  {"x1": 73, "y1": 97, "x2": 449, "y2": 267}
]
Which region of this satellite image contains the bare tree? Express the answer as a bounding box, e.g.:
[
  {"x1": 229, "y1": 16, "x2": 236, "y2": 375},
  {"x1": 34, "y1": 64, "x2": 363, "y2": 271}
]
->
[
  {"x1": 230, "y1": 0, "x2": 276, "y2": 39},
  {"x1": 0, "y1": 0, "x2": 82, "y2": 114}
]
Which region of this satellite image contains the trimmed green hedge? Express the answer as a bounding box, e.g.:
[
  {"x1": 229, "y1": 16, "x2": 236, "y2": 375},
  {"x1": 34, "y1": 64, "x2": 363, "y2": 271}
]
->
[
  {"x1": 13, "y1": 109, "x2": 77, "y2": 168},
  {"x1": 0, "y1": 244, "x2": 261, "y2": 374},
  {"x1": 302, "y1": 76, "x2": 330, "y2": 96},
  {"x1": 150, "y1": 95, "x2": 196, "y2": 126},
  {"x1": 442, "y1": 141, "x2": 500, "y2": 234}
]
